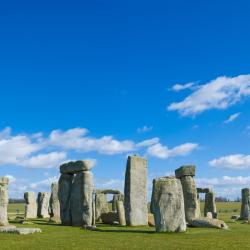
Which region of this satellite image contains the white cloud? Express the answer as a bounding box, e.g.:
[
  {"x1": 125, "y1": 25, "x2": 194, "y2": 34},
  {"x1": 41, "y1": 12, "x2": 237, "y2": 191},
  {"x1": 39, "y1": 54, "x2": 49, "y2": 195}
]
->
[
  {"x1": 147, "y1": 142, "x2": 199, "y2": 159},
  {"x1": 136, "y1": 138, "x2": 159, "y2": 147},
  {"x1": 224, "y1": 112, "x2": 241, "y2": 124},
  {"x1": 29, "y1": 175, "x2": 59, "y2": 190},
  {"x1": 171, "y1": 82, "x2": 196, "y2": 92},
  {"x1": 137, "y1": 126, "x2": 153, "y2": 133},
  {"x1": 19, "y1": 151, "x2": 67, "y2": 168},
  {"x1": 209, "y1": 154, "x2": 250, "y2": 169},
  {"x1": 4, "y1": 175, "x2": 16, "y2": 184},
  {"x1": 168, "y1": 74, "x2": 250, "y2": 116}
]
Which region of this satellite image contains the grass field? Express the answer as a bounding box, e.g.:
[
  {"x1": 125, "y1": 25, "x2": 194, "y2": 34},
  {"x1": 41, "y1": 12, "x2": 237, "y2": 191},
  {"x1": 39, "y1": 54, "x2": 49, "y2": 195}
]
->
[{"x1": 1, "y1": 202, "x2": 249, "y2": 250}]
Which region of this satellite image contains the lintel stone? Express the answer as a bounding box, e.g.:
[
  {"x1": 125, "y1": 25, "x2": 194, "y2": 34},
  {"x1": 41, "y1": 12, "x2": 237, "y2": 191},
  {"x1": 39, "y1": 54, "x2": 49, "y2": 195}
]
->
[
  {"x1": 175, "y1": 165, "x2": 196, "y2": 178},
  {"x1": 60, "y1": 160, "x2": 93, "y2": 174}
]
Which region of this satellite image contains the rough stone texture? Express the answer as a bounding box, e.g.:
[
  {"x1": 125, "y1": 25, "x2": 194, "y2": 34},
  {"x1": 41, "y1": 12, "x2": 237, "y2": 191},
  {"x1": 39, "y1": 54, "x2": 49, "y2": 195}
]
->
[
  {"x1": 231, "y1": 215, "x2": 240, "y2": 220},
  {"x1": 175, "y1": 166, "x2": 200, "y2": 223},
  {"x1": 151, "y1": 176, "x2": 186, "y2": 233},
  {"x1": 58, "y1": 174, "x2": 73, "y2": 225},
  {"x1": 24, "y1": 192, "x2": 37, "y2": 219},
  {"x1": 95, "y1": 189, "x2": 121, "y2": 195},
  {"x1": 0, "y1": 177, "x2": 9, "y2": 226},
  {"x1": 197, "y1": 188, "x2": 212, "y2": 193},
  {"x1": 175, "y1": 165, "x2": 195, "y2": 178},
  {"x1": 206, "y1": 212, "x2": 213, "y2": 219},
  {"x1": 71, "y1": 171, "x2": 93, "y2": 226},
  {"x1": 60, "y1": 160, "x2": 94, "y2": 174},
  {"x1": 112, "y1": 194, "x2": 124, "y2": 212},
  {"x1": 0, "y1": 226, "x2": 41, "y2": 234},
  {"x1": 49, "y1": 183, "x2": 61, "y2": 223},
  {"x1": 124, "y1": 156, "x2": 148, "y2": 226},
  {"x1": 100, "y1": 212, "x2": 119, "y2": 224},
  {"x1": 204, "y1": 191, "x2": 217, "y2": 218},
  {"x1": 148, "y1": 213, "x2": 155, "y2": 227},
  {"x1": 92, "y1": 200, "x2": 96, "y2": 226},
  {"x1": 190, "y1": 218, "x2": 228, "y2": 229},
  {"x1": 95, "y1": 193, "x2": 109, "y2": 222},
  {"x1": 37, "y1": 192, "x2": 50, "y2": 218},
  {"x1": 117, "y1": 200, "x2": 126, "y2": 226},
  {"x1": 240, "y1": 188, "x2": 250, "y2": 220}
]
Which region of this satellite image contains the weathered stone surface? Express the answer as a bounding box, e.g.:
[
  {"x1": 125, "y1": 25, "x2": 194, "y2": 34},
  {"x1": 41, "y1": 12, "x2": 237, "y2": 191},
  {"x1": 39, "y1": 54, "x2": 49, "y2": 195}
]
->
[
  {"x1": 24, "y1": 192, "x2": 37, "y2": 219},
  {"x1": 148, "y1": 213, "x2": 155, "y2": 227},
  {"x1": 206, "y1": 212, "x2": 213, "y2": 219},
  {"x1": 100, "y1": 212, "x2": 119, "y2": 224},
  {"x1": 240, "y1": 188, "x2": 250, "y2": 220},
  {"x1": 151, "y1": 176, "x2": 186, "y2": 233},
  {"x1": 112, "y1": 194, "x2": 124, "y2": 212},
  {"x1": 124, "y1": 155, "x2": 148, "y2": 226},
  {"x1": 197, "y1": 188, "x2": 211, "y2": 193},
  {"x1": 175, "y1": 165, "x2": 195, "y2": 178},
  {"x1": 95, "y1": 193, "x2": 109, "y2": 222},
  {"x1": 175, "y1": 166, "x2": 200, "y2": 223},
  {"x1": 92, "y1": 200, "x2": 95, "y2": 226},
  {"x1": 37, "y1": 192, "x2": 50, "y2": 218},
  {"x1": 60, "y1": 160, "x2": 94, "y2": 174},
  {"x1": 71, "y1": 171, "x2": 93, "y2": 226},
  {"x1": 204, "y1": 191, "x2": 217, "y2": 218},
  {"x1": 58, "y1": 174, "x2": 73, "y2": 225},
  {"x1": 117, "y1": 200, "x2": 126, "y2": 226},
  {"x1": 231, "y1": 215, "x2": 240, "y2": 220},
  {"x1": 0, "y1": 177, "x2": 9, "y2": 226},
  {"x1": 0, "y1": 226, "x2": 41, "y2": 234},
  {"x1": 190, "y1": 218, "x2": 228, "y2": 229},
  {"x1": 95, "y1": 189, "x2": 121, "y2": 195},
  {"x1": 49, "y1": 183, "x2": 61, "y2": 223}
]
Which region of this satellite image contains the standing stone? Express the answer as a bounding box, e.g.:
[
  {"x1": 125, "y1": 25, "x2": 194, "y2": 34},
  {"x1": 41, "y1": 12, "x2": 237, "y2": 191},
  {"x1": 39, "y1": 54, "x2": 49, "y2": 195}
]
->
[
  {"x1": 151, "y1": 176, "x2": 186, "y2": 233},
  {"x1": 58, "y1": 174, "x2": 73, "y2": 225},
  {"x1": 95, "y1": 193, "x2": 109, "y2": 222},
  {"x1": 240, "y1": 188, "x2": 250, "y2": 220},
  {"x1": 37, "y1": 192, "x2": 50, "y2": 218},
  {"x1": 124, "y1": 155, "x2": 148, "y2": 226},
  {"x1": 0, "y1": 177, "x2": 9, "y2": 226},
  {"x1": 92, "y1": 199, "x2": 96, "y2": 226},
  {"x1": 175, "y1": 165, "x2": 200, "y2": 223},
  {"x1": 24, "y1": 192, "x2": 37, "y2": 219},
  {"x1": 71, "y1": 171, "x2": 93, "y2": 226},
  {"x1": 49, "y1": 183, "x2": 61, "y2": 223},
  {"x1": 204, "y1": 191, "x2": 217, "y2": 218},
  {"x1": 117, "y1": 200, "x2": 126, "y2": 226},
  {"x1": 112, "y1": 194, "x2": 124, "y2": 212}
]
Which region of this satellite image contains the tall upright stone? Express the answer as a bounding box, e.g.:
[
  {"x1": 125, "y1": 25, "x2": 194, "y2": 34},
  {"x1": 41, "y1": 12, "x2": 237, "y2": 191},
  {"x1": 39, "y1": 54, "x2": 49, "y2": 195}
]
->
[
  {"x1": 58, "y1": 174, "x2": 73, "y2": 225},
  {"x1": 37, "y1": 192, "x2": 50, "y2": 218},
  {"x1": 112, "y1": 194, "x2": 124, "y2": 212},
  {"x1": 0, "y1": 177, "x2": 9, "y2": 226},
  {"x1": 240, "y1": 188, "x2": 250, "y2": 220},
  {"x1": 204, "y1": 191, "x2": 217, "y2": 218},
  {"x1": 49, "y1": 183, "x2": 61, "y2": 223},
  {"x1": 151, "y1": 176, "x2": 186, "y2": 232},
  {"x1": 95, "y1": 193, "x2": 109, "y2": 222},
  {"x1": 175, "y1": 165, "x2": 200, "y2": 223},
  {"x1": 117, "y1": 200, "x2": 126, "y2": 226},
  {"x1": 70, "y1": 171, "x2": 93, "y2": 226},
  {"x1": 24, "y1": 192, "x2": 37, "y2": 219},
  {"x1": 124, "y1": 155, "x2": 148, "y2": 226}
]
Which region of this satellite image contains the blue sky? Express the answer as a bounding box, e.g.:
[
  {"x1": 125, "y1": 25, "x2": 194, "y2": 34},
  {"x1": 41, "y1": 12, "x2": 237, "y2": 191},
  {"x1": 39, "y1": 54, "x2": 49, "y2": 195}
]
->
[{"x1": 1, "y1": 0, "x2": 250, "y2": 199}]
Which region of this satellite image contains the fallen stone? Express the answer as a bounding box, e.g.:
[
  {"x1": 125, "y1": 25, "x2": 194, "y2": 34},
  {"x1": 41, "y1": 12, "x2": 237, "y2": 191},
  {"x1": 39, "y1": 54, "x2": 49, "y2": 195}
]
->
[
  {"x1": 60, "y1": 160, "x2": 94, "y2": 174},
  {"x1": 0, "y1": 227, "x2": 41, "y2": 234},
  {"x1": 100, "y1": 212, "x2": 119, "y2": 224},
  {"x1": 189, "y1": 218, "x2": 228, "y2": 229},
  {"x1": 231, "y1": 215, "x2": 240, "y2": 220}
]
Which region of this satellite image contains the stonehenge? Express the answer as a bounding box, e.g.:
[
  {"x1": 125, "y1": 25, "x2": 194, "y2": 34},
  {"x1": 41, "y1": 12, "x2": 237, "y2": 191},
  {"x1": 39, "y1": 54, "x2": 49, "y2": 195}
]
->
[
  {"x1": 24, "y1": 192, "x2": 37, "y2": 219},
  {"x1": 37, "y1": 192, "x2": 50, "y2": 218},
  {"x1": 175, "y1": 165, "x2": 200, "y2": 223},
  {"x1": 197, "y1": 188, "x2": 217, "y2": 219},
  {"x1": 95, "y1": 193, "x2": 109, "y2": 222},
  {"x1": 0, "y1": 177, "x2": 9, "y2": 226},
  {"x1": 117, "y1": 200, "x2": 126, "y2": 226},
  {"x1": 240, "y1": 188, "x2": 250, "y2": 220},
  {"x1": 150, "y1": 176, "x2": 186, "y2": 233},
  {"x1": 124, "y1": 155, "x2": 148, "y2": 226},
  {"x1": 58, "y1": 160, "x2": 94, "y2": 226},
  {"x1": 49, "y1": 182, "x2": 61, "y2": 223}
]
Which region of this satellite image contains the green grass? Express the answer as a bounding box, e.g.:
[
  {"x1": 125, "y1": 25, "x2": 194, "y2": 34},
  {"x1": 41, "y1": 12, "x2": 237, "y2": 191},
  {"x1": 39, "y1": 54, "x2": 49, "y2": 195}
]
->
[{"x1": 1, "y1": 202, "x2": 248, "y2": 250}]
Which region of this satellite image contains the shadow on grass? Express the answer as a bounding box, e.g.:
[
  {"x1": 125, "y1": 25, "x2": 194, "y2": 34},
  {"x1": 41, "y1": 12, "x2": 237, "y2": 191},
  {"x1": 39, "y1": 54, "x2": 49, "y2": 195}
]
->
[{"x1": 92, "y1": 228, "x2": 155, "y2": 234}]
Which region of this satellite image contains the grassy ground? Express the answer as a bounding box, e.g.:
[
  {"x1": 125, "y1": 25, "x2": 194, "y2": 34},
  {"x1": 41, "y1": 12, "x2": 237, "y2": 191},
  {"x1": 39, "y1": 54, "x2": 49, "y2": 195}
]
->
[{"x1": 1, "y1": 202, "x2": 249, "y2": 250}]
